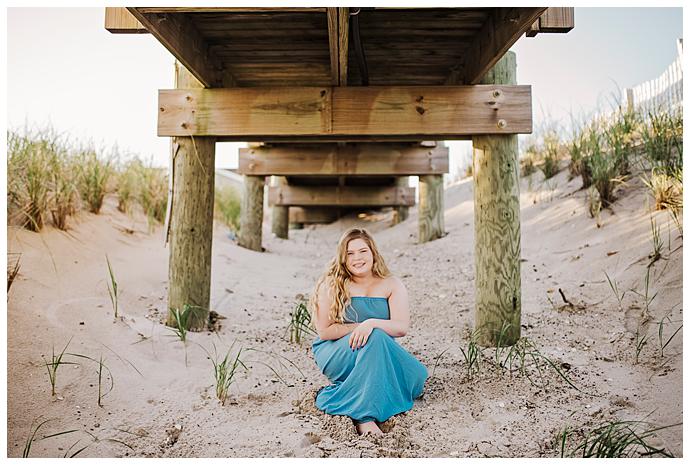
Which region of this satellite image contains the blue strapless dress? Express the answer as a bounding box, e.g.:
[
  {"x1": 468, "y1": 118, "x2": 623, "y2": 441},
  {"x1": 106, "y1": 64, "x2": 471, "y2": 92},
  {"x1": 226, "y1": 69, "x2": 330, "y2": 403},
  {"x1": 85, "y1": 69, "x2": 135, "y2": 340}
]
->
[{"x1": 311, "y1": 296, "x2": 428, "y2": 423}]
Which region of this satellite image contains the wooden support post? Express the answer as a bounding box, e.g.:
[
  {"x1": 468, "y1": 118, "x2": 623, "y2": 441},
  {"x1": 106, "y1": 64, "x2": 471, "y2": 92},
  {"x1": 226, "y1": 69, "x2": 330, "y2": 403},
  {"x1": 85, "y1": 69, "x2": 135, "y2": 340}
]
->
[
  {"x1": 472, "y1": 51, "x2": 522, "y2": 347},
  {"x1": 393, "y1": 177, "x2": 410, "y2": 225},
  {"x1": 418, "y1": 175, "x2": 445, "y2": 242},
  {"x1": 271, "y1": 176, "x2": 289, "y2": 239},
  {"x1": 167, "y1": 62, "x2": 216, "y2": 330},
  {"x1": 238, "y1": 175, "x2": 265, "y2": 251}
]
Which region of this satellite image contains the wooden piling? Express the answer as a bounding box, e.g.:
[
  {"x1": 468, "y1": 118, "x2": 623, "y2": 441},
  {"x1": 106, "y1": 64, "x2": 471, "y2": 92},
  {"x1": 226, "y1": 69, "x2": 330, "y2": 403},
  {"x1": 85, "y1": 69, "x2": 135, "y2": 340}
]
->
[
  {"x1": 238, "y1": 175, "x2": 265, "y2": 251},
  {"x1": 418, "y1": 175, "x2": 444, "y2": 242},
  {"x1": 472, "y1": 51, "x2": 522, "y2": 346},
  {"x1": 167, "y1": 61, "x2": 216, "y2": 330},
  {"x1": 393, "y1": 176, "x2": 410, "y2": 225},
  {"x1": 271, "y1": 176, "x2": 289, "y2": 239}
]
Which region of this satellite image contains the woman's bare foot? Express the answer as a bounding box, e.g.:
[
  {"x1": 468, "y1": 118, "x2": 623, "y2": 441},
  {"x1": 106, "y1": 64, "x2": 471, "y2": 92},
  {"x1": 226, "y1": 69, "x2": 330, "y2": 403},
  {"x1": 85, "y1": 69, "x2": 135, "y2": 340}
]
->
[{"x1": 356, "y1": 421, "x2": 384, "y2": 436}]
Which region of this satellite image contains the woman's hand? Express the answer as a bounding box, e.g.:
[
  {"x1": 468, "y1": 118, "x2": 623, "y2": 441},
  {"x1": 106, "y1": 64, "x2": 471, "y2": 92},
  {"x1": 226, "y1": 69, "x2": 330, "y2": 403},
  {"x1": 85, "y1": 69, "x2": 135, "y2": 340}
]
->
[{"x1": 349, "y1": 320, "x2": 374, "y2": 350}]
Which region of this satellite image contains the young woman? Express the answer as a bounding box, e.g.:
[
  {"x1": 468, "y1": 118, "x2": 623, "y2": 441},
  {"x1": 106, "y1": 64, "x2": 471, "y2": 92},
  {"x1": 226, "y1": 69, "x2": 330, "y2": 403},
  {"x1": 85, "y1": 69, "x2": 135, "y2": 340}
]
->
[{"x1": 309, "y1": 228, "x2": 428, "y2": 436}]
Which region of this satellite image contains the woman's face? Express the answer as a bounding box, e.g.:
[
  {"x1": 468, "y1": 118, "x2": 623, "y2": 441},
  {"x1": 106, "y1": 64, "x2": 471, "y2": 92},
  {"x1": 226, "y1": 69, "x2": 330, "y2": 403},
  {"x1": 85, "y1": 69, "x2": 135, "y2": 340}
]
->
[{"x1": 345, "y1": 238, "x2": 374, "y2": 277}]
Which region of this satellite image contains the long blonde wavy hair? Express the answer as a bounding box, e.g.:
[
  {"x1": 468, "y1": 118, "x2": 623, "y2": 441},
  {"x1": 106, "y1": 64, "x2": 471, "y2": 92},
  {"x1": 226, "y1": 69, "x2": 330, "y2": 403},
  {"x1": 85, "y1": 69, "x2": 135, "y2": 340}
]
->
[{"x1": 308, "y1": 228, "x2": 391, "y2": 325}]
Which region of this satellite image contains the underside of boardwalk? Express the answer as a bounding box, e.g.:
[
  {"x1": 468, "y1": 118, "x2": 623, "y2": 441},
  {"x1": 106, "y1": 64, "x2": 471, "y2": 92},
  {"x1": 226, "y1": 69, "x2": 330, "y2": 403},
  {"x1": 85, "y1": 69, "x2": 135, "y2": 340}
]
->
[{"x1": 106, "y1": 7, "x2": 574, "y2": 345}]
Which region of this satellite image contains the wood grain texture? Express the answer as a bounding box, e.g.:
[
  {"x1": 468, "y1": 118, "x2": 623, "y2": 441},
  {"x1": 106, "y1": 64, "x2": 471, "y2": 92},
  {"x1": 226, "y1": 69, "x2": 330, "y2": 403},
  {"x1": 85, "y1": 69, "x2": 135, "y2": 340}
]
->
[
  {"x1": 167, "y1": 63, "x2": 216, "y2": 331},
  {"x1": 157, "y1": 85, "x2": 532, "y2": 138},
  {"x1": 104, "y1": 7, "x2": 148, "y2": 33},
  {"x1": 472, "y1": 51, "x2": 522, "y2": 347},
  {"x1": 450, "y1": 7, "x2": 546, "y2": 85},
  {"x1": 268, "y1": 185, "x2": 415, "y2": 207},
  {"x1": 538, "y1": 7, "x2": 574, "y2": 32},
  {"x1": 393, "y1": 176, "x2": 410, "y2": 225},
  {"x1": 238, "y1": 176, "x2": 265, "y2": 251},
  {"x1": 270, "y1": 176, "x2": 289, "y2": 239},
  {"x1": 238, "y1": 144, "x2": 448, "y2": 175},
  {"x1": 289, "y1": 207, "x2": 339, "y2": 224},
  {"x1": 418, "y1": 174, "x2": 444, "y2": 242},
  {"x1": 338, "y1": 8, "x2": 349, "y2": 86},
  {"x1": 327, "y1": 8, "x2": 339, "y2": 86},
  {"x1": 127, "y1": 8, "x2": 232, "y2": 87}
]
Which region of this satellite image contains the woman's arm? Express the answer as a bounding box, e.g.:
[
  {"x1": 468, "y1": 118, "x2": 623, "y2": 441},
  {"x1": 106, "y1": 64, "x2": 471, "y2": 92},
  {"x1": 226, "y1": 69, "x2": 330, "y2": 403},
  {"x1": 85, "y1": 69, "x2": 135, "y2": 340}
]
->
[
  {"x1": 313, "y1": 282, "x2": 358, "y2": 340},
  {"x1": 365, "y1": 276, "x2": 410, "y2": 337}
]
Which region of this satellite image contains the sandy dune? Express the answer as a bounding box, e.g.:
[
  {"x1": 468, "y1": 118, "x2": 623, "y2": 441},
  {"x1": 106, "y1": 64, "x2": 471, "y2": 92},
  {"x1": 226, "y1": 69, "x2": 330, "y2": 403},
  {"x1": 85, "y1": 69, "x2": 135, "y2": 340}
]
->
[{"x1": 7, "y1": 166, "x2": 682, "y2": 457}]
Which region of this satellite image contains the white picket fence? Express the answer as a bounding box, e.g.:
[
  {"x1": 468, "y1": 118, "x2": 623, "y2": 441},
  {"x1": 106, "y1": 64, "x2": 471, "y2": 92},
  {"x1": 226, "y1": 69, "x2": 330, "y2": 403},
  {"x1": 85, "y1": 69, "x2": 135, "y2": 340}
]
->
[{"x1": 624, "y1": 38, "x2": 683, "y2": 117}]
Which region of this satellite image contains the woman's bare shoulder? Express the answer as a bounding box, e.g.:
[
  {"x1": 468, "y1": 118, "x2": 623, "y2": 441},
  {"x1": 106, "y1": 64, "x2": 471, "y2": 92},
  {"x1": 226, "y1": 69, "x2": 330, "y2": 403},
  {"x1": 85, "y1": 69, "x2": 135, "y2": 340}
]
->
[
  {"x1": 383, "y1": 275, "x2": 406, "y2": 293},
  {"x1": 317, "y1": 277, "x2": 335, "y2": 300}
]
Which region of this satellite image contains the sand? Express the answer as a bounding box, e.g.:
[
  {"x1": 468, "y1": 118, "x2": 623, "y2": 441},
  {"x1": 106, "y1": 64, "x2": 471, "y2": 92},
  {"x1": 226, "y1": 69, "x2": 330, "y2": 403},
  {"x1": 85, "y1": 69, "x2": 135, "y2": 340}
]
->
[{"x1": 6, "y1": 166, "x2": 683, "y2": 458}]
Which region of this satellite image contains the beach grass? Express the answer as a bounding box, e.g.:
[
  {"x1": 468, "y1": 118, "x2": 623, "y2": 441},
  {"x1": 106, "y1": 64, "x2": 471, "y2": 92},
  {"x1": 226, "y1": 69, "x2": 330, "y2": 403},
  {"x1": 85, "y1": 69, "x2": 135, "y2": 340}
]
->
[
  {"x1": 105, "y1": 254, "x2": 119, "y2": 319},
  {"x1": 286, "y1": 297, "x2": 316, "y2": 344},
  {"x1": 557, "y1": 419, "x2": 679, "y2": 457},
  {"x1": 214, "y1": 185, "x2": 242, "y2": 233},
  {"x1": 7, "y1": 127, "x2": 54, "y2": 231},
  {"x1": 76, "y1": 145, "x2": 114, "y2": 214},
  {"x1": 206, "y1": 342, "x2": 248, "y2": 406},
  {"x1": 42, "y1": 337, "x2": 77, "y2": 397},
  {"x1": 7, "y1": 253, "x2": 21, "y2": 293},
  {"x1": 137, "y1": 162, "x2": 168, "y2": 229},
  {"x1": 459, "y1": 328, "x2": 482, "y2": 379},
  {"x1": 22, "y1": 418, "x2": 78, "y2": 458}
]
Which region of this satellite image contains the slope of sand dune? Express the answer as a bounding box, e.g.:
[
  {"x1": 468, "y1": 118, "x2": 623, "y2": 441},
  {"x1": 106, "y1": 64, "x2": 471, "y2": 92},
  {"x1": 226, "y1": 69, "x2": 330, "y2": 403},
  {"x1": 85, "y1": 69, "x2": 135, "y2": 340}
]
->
[{"x1": 7, "y1": 166, "x2": 682, "y2": 458}]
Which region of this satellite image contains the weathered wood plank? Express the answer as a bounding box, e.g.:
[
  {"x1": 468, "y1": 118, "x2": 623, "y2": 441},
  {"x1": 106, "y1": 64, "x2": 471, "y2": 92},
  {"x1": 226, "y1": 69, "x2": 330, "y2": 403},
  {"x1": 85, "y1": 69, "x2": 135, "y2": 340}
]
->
[
  {"x1": 269, "y1": 186, "x2": 415, "y2": 207},
  {"x1": 104, "y1": 7, "x2": 148, "y2": 33},
  {"x1": 289, "y1": 207, "x2": 340, "y2": 224},
  {"x1": 330, "y1": 86, "x2": 531, "y2": 136},
  {"x1": 159, "y1": 87, "x2": 331, "y2": 137},
  {"x1": 538, "y1": 7, "x2": 574, "y2": 32},
  {"x1": 238, "y1": 144, "x2": 449, "y2": 175},
  {"x1": 449, "y1": 7, "x2": 546, "y2": 85},
  {"x1": 327, "y1": 8, "x2": 349, "y2": 86},
  {"x1": 327, "y1": 8, "x2": 339, "y2": 86},
  {"x1": 127, "y1": 8, "x2": 232, "y2": 88},
  {"x1": 525, "y1": 8, "x2": 575, "y2": 37},
  {"x1": 338, "y1": 8, "x2": 349, "y2": 86},
  {"x1": 137, "y1": 8, "x2": 327, "y2": 13},
  {"x1": 158, "y1": 85, "x2": 532, "y2": 139}
]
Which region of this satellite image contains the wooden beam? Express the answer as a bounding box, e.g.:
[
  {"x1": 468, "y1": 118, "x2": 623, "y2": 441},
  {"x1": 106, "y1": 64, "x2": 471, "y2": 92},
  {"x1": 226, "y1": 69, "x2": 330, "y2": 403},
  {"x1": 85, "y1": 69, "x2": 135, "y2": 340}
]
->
[
  {"x1": 526, "y1": 8, "x2": 575, "y2": 37},
  {"x1": 269, "y1": 185, "x2": 415, "y2": 207},
  {"x1": 327, "y1": 8, "x2": 339, "y2": 86},
  {"x1": 238, "y1": 144, "x2": 449, "y2": 176},
  {"x1": 127, "y1": 8, "x2": 232, "y2": 88},
  {"x1": 338, "y1": 8, "x2": 349, "y2": 86},
  {"x1": 327, "y1": 8, "x2": 349, "y2": 86},
  {"x1": 104, "y1": 7, "x2": 148, "y2": 33},
  {"x1": 158, "y1": 85, "x2": 532, "y2": 139},
  {"x1": 449, "y1": 7, "x2": 547, "y2": 85},
  {"x1": 135, "y1": 8, "x2": 326, "y2": 13},
  {"x1": 525, "y1": 19, "x2": 540, "y2": 38},
  {"x1": 289, "y1": 207, "x2": 340, "y2": 224}
]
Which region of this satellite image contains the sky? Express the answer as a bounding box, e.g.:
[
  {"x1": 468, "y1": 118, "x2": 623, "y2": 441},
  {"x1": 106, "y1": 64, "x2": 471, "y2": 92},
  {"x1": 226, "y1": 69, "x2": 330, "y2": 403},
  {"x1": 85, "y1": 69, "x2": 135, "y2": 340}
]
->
[{"x1": 6, "y1": 7, "x2": 684, "y2": 177}]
